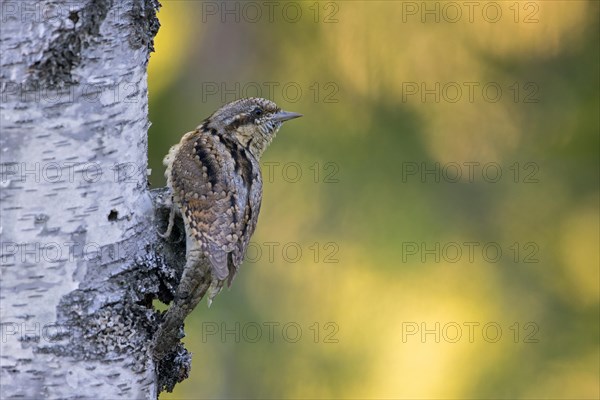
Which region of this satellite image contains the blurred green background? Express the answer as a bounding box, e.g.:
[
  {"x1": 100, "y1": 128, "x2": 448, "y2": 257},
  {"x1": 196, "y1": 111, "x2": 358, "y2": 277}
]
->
[{"x1": 148, "y1": 1, "x2": 599, "y2": 398}]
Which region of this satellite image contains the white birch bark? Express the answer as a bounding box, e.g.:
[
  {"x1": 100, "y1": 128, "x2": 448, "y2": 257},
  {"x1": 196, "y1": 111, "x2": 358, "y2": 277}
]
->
[{"x1": 0, "y1": 0, "x2": 176, "y2": 398}]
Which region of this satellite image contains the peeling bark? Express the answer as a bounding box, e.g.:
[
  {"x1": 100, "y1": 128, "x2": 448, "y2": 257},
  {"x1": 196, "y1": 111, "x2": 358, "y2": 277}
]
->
[{"x1": 0, "y1": 0, "x2": 185, "y2": 398}]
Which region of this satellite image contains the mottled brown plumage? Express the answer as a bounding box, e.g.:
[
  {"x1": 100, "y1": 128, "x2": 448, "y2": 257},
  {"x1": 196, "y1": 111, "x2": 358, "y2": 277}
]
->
[{"x1": 153, "y1": 98, "x2": 301, "y2": 359}]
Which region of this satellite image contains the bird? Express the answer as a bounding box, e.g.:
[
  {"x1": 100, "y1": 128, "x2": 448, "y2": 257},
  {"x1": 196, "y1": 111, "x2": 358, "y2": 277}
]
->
[{"x1": 152, "y1": 97, "x2": 302, "y2": 359}]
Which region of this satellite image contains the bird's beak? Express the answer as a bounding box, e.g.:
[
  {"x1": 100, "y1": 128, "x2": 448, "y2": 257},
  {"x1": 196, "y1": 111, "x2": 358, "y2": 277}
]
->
[{"x1": 273, "y1": 110, "x2": 303, "y2": 122}]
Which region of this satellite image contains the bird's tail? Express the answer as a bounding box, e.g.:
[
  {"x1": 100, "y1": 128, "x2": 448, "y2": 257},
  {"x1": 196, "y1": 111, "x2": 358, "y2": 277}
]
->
[{"x1": 152, "y1": 260, "x2": 213, "y2": 360}]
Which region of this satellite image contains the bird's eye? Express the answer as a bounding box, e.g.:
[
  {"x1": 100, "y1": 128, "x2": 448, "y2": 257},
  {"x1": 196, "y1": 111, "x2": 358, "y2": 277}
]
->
[{"x1": 251, "y1": 108, "x2": 263, "y2": 118}]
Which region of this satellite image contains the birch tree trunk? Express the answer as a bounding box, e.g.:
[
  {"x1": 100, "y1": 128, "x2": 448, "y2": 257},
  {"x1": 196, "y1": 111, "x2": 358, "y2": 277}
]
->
[{"x1": 0, "y1": 0, "x2": 178, "y2": 398}]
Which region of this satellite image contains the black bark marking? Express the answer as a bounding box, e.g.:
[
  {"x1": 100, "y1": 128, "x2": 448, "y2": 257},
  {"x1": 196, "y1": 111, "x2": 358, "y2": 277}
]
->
[
  {"x1": 108, "y1": 209, "x2": 118, "y2": 221},
  {"x1": 128, "y1": 0, "x2": 162, "y2": 52},
  {"x1": 27, "y1": 0, "x2": 112, "y2": 87},
  {"x1": 27, "y1": 0, "x2": 161, "y2": 87}
]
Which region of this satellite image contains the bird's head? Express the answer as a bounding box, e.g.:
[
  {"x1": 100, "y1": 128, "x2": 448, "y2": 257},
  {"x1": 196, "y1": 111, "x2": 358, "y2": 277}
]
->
[{"x1": 203, "y1": 97, "x2": 302, "y2": 159}]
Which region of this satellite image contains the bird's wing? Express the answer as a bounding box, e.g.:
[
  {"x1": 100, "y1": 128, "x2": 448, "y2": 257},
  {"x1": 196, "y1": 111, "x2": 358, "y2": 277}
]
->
[{"x1": 167, "y1": 129, "x2": 249, "y2": 281}]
